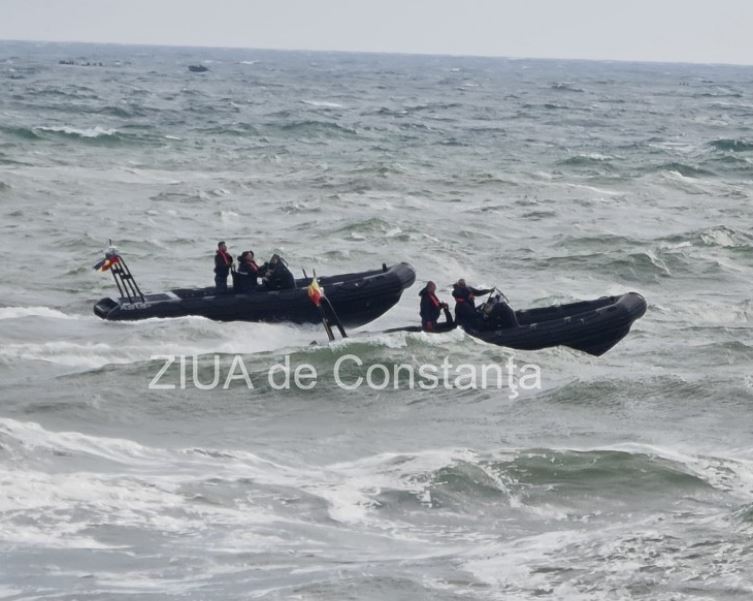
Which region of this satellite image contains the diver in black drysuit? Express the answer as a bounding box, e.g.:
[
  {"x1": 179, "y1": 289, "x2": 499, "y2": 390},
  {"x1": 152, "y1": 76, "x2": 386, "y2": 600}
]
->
[
  {"x1": 452, "y1": 279, "x2": 492, "y2": 328},
  {"x1": 262, "y1": 254, "x2": 295, "y2": 290},
  {"x1": 482, "y1": 295, "x2": 519, "y2": 329},
  {"x1": 453, "y1": 279, "x2": 519, "y2": 330}
]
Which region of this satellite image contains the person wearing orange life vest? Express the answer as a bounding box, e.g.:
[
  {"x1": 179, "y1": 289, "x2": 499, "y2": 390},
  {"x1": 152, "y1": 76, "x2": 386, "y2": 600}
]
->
[
  {"x1": 235, "y1": 250, "x2": 262, "y2": 292},
  {"x1": 214, "y1": 241, "x2": 234, "y2": 294},
  {"x1": 418, "y1": 281, "x2": 449, "y2": 331}
]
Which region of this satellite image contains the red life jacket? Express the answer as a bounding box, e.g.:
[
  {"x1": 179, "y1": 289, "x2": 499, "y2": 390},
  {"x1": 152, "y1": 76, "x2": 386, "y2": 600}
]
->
[
  {"x1": 217, "y1": 249, "x2": 232, "y2": 266},
  {"x1": 428, "y1": 291, "x2": 441, "y2": 307}
]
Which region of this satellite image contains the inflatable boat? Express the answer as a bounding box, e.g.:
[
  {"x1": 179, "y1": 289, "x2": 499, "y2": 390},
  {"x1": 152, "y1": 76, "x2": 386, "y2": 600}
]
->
[
  {"x1": 388, "y1": 292, "x2": 647, "y2": 356},
  {"x1": 93, "y1": 251, "x2": 416, "y2": 326}
]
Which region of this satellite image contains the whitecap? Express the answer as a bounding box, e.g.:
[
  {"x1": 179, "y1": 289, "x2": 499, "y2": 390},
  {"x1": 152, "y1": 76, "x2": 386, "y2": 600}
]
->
[
  {"x1": 36, "y1": 125, "x2": 117, "y2": 138},
  {"x1": 0, "y1": 306, "x2": 77, "y2": 320},
  {"x1": 302, "y1": 99, "x2": 345, "y2": 109}
]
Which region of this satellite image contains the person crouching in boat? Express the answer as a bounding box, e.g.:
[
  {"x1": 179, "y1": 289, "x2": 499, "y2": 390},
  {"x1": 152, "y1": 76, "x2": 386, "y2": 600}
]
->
[
  {"x1": 235, "y1": 250, "x2": 261, "y2": 292},
  {"x1": 419, "y1": 281, "x2": 450, "y2": 331},
  {"x1": 452, "y1": 279, "x2": 492, "y2": 328},
  {"x1": 480, "y1": 291, "x2": 520, "y2": 329},
  {"x1": 262, "y1": 254, "x2": 295, "y2": 290},
  {"x1": 214, "y1": 241, "x2": 234, "y2": 294}
]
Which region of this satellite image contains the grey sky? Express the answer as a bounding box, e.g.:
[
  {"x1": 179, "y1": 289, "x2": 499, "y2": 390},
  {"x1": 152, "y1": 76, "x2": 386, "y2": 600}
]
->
[{"x1": 3, "y1": 0, "x2": 753, "y2": 65}]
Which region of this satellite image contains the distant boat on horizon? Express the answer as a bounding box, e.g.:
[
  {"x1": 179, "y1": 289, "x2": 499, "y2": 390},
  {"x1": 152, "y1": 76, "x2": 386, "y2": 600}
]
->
[{"x1": 188, "y1": 64, "x2": 209, "y2": 73}]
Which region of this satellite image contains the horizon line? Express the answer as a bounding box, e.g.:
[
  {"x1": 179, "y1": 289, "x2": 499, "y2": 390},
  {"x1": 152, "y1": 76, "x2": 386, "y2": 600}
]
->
[{"x1": 2, "y1": 37, "x2": 753, "y2": 69}]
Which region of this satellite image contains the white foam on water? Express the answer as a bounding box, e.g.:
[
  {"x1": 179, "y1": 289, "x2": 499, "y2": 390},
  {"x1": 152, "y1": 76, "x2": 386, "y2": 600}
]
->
[
  {"x1": 36, "y1": 125, "x2": 117, "y2": 138},
  {"x1": 0, "y1": 587, "x2": 23, "y2": 600},
  {"x1": 302, "y1": 99, "x2": 345, "y2": 108},
  {"x1": 0, "y1": 318, "x2": 322, "y2": 369},
  {"x1": 0, "y1": 306, "x2": 78, "y2": 320}
]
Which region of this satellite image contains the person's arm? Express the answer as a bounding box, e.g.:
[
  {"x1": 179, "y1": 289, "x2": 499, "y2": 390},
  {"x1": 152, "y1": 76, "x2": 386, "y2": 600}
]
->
[{"x1": 470, "y1": 287, "x2": 492, "y2": 296}]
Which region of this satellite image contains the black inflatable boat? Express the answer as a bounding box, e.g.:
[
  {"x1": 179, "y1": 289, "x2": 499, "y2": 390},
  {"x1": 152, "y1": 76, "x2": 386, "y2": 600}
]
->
[
  {"x1": 389, "y1": 293, "x2": 647, "y2": 356},
  {"x1": 93, "y1": 252, "x2": 416, "y2": 326}
]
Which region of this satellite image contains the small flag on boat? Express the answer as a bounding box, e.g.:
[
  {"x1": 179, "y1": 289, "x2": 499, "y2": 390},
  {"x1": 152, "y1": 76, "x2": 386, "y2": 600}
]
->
[
  {"x1": 94, "y1": 253, "x2": 120, "y2": 272},
  {"x1": 307, "y1": 275, "x2": 323, "y2": 306}
]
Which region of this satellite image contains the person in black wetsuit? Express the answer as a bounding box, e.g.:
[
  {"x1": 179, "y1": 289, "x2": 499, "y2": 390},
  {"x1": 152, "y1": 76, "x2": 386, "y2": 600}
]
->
[
  {"x1": 418, "y1": 281, "x2": 449, "y2": 331},
  {"x1": 480, "y1": 291, "x2": 520, "y2": 329},
  {"x1": 214, "y1": 241, "x2": 234, "y2": 294},
  {"x1": 262, "y1": 254, "x2": 295, "y2": 290},
  {"x1": 235, "y1": 250, "x2": 262, "y2": 292},
  {"x1": 452, "y1": 279, "x2": 492, "y2": 328}
]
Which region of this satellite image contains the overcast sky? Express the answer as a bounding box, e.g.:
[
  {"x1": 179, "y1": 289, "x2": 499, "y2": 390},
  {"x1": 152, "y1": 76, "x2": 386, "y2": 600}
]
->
[{"x1": 3, "y1": 0, "x2": 753, "y2": 65}]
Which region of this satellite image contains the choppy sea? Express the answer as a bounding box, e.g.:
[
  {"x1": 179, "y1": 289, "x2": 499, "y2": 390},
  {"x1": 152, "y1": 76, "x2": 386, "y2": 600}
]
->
[{"x1": 1, "y1": 41, "x2": 753, "y2": 600}]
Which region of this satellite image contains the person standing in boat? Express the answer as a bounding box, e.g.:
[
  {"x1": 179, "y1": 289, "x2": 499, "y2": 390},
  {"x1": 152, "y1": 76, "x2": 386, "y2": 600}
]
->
[
  {"x1": 452, "y1": 279, "x2": 492, "y2": 328},
  {"x1": 235, "y1": 250, "x2": 261, "y2": 292},
  {"x1": 262, "y1": 254, "x2": 295, "y2": 290},
  {"x1": 214, "y1": 241, "x2": 234, "y2": 294},
  {"x1": 419, "y1": 281, "x2": 449, "y2": 331}
]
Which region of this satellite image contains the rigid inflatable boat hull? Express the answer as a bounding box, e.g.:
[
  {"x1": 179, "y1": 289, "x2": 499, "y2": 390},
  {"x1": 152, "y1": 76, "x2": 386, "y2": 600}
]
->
[
  {"x1": 469, "y1": 292, "x2": 647, "y2": 356},
  {"x1": 94, "y1": 263, "x2": 416, "y2": 327},
  {"x1": 389, "y1": 292, "x2": 647, "y2": 356}
]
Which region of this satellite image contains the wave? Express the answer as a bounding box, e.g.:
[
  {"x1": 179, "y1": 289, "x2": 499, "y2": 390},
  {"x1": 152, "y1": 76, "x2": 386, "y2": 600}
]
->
[
  {"x1": 1, "y1": 124, "x2": 121, "y2": 143},
  {"x1": 0, "y1": 305, "x2": 78, "y2": 320},
  {"x1": 36, "y1": 125, "x2": 118, "y2": 138},
  {"x1": 550, "y1": 82, "x2": 585, "y2": 93},
  {"x1": 660, "y1": 225, "x2": 753, "y2": 250},
  {"x1": 149, "y1": 190, "x2": 206, "y2": 203},
  {"x1": 2, "y1": 415, "x2": 751, "y2": 559},
  {"x1": 653, "y1": 162, "x2": 716, "y2": 178},
  {"x1": 302, "y1": 99, "x2": 345, "y2": 109},
  {"x1": 404, "y1": 101, "x2": 463, "y2": 113},
  {"x1": 693, "y1": 90, "x2": 743, "y2": 98},
  {"x1": 275, "y1": 120, "x2": 358, "y2": 137},
  {"x1": 555, "y1": 233, "x2": 638, "y2": 250},
  {"x1": 95, "y1": 104, "x2": 147, "y2": 118},
  {"x1": 536, "y1": 249, "x2": 674, "y2": 281},
  {"x1": 194, "y1": 122, "x2": 260, "y2": 137},
  {"x1": 558, "y1": 153, "x2": 616, "y2": 167},
  {"x1": 29, "y1": 85, "x2": 100, "y2": 100},
  {"x1": 709, "y1": 138, "x2": 753, "y2": 152},
  {"x1": 0, "y1": 123, "x2": 165, "y2": 147},
  {"x1": 0, "y1": 319, "x2": 322, "y2": 371},
  {"x1": 0, "y1": 418, "x2": 738, "y2": 503},
  {"x1": 0, "y1": 125, "x2": 43, "y2": 140}
]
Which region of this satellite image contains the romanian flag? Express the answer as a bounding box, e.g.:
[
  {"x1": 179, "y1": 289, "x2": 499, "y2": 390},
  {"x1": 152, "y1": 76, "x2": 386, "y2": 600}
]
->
[
  {"x1": 94, "y1": 254, "x2": 120, "y2": 272},
  {"x1": 307, "y1": 276, "x2": 323, "y2": 306}
]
